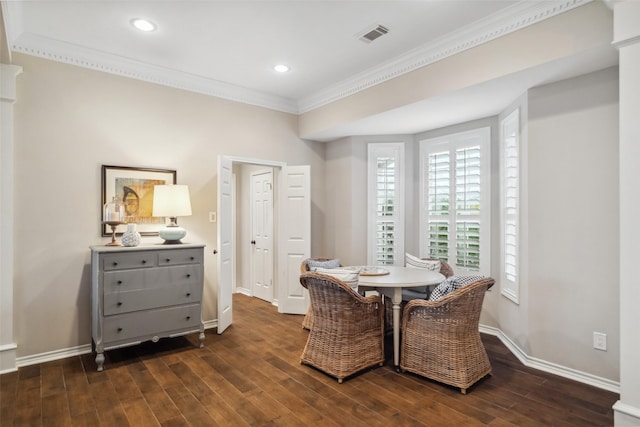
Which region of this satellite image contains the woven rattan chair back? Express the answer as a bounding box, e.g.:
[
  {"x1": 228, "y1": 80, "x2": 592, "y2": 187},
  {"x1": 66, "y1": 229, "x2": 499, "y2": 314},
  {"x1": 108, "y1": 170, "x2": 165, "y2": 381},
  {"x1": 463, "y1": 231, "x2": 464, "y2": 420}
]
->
[
  {"x1": 299, "y1": 258, "x2": 336, "y2": 274},
  {"x1": 400, "y1": 277, "x2": 495, "y2": 394},
  {"x1": 300, "y1": 258, "x2": 340, "y2": 330},
  {"x1": 299, "y1": 272, "x2": 385, "y2": 383}
]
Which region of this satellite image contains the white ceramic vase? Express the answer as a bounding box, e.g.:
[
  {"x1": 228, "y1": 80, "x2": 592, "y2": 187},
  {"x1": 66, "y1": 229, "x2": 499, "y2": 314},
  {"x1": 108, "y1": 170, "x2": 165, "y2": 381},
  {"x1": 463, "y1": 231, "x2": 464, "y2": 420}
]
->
[{"x1": 121, "y1": 223, "x2": 141, "y2": 247}]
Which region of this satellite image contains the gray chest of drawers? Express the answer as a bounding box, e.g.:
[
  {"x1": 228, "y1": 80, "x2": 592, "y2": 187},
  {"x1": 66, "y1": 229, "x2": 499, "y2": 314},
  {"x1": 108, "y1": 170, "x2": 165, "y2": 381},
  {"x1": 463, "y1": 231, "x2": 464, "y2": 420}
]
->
[{"x1": 90, "y1": 243, "x2": 205, "y2": 371}]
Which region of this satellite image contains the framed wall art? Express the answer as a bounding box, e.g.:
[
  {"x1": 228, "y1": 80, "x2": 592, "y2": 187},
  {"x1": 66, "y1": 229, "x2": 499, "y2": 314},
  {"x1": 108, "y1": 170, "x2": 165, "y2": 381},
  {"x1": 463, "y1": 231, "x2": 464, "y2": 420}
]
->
[{"x1": 101, "y1": 165, "x2": 176, "y2": 236}]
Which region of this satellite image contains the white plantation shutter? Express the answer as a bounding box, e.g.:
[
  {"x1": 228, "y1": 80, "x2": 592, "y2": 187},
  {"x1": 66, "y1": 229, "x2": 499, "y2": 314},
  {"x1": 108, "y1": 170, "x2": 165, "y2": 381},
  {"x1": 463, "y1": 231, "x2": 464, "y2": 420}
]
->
[
  {"x1": 427, "y1": 151, "x2": 450, "y2": 260},
  {"x1": 376, "y1": 157, "x2": 396, "y2": 264},
  {"x1": 455, "y1": 146, "x2": 482, "y2": 270},
  {"x1": 420, "y1": 128, "x2": 490, "y2": 275},
  {"x1": 501, "y1": 109, "x2": 520, "y2": 303},
  {"x1": 368, "y1": 143, "x2": 405, "y2": 266}
]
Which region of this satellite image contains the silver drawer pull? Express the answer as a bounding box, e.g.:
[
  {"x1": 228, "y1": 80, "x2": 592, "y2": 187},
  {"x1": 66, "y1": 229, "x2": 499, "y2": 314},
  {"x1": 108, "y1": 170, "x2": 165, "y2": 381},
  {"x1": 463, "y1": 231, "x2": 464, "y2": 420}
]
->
[
  {"x1": 117, "y1": 327, "x2": 123, "y2": 332},
  {"x1": 113, "y1": 262, "x2": 118, "y2": 266},
  {"x1": 117, "y1": 302, "x2": 122, "y2": 307},
  {"x1": 186, "y1": 293, "x2": 191, "y2": 297},
  {"x1": 165, "y1": 258, "x2": 171, "y2": 262},
  {"x1": 190, "y1": 256, "x2": 195, "y2": 261},
  {"x1": 117, "y1": 280, "x2": 123, "y2": 285},
  {"x1": 186, "y1": 274, "x2": 191, "y2": 278},
  {"x1": 141, "y1": 260, "x2": 147, "y2": 264},
  {"x1": 186, "y1": 316, "x2": 191, "y2": 321}
]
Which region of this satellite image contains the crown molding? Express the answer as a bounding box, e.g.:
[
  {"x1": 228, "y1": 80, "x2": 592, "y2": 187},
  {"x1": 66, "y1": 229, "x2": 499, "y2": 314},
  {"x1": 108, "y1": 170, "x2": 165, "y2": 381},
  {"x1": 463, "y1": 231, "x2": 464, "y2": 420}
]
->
[
  {"x1": 6, "y1": 0, "x2": 592, "y2": 115},
  {"x1": 297, "y1": 0, "x2": 593, "y2": 113},
  {"x1": 10, "y1": 33, "x2": 299, "y2": 114}
]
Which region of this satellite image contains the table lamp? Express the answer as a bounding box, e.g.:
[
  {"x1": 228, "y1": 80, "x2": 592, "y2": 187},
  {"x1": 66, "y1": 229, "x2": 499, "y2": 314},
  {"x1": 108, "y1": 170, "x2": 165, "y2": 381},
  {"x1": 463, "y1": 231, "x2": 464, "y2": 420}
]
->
[{"x1": 152, "y1": 184, "x2": 192, "y2": 244}]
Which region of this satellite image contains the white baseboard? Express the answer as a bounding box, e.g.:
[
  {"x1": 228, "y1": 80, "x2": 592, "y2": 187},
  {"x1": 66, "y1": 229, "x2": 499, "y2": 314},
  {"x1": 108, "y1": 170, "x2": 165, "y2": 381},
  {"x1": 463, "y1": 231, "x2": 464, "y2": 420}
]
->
[
  {"x1": 203, "y1": 319, "x2": 217, "y2": 330},
  {"x1": 16, "y1": 343, "x2": 92, "y2": 369},
  {"x1": 480, "y1": 325, "x2": 620, "y2": 393},
  {"x1": 234, "y1": 287, "x2": 278, "y2": 306},
  {"x1": 236, "y1": 287, "x2": 251, "y2": 297},
  {"x1": 613, "y1": 401, "x2": 640, "y2": 425},
  {"x1": 0, "y1": 343, "x2": 18, "y2": 374},
  {"x1": 14, "y1": 322, "x2": 219, "y2": 370}
]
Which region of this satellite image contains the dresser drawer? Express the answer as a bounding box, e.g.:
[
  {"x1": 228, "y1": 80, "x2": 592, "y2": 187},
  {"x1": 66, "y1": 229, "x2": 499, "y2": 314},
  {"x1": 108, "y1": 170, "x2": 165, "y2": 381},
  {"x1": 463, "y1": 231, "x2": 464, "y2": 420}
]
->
[
  {"x1": 103, "y1": 251, "x2": 156, "y2": 271},
  {"x1": 103, "y1": 281, "x2": 203, "y2": 315},
  {"x1": 103, "y1": 304, "x2": 202, "y2": 344},
  {"x1": 158, "y1": 248, "x2": 203, "y2": 266},
  {"x1": 103, "y1": 269, "x2": 160, "y2": 293},
  {"x1": 103, "y1": 264, "x2": 202, "y2": 293},
  {"x1": 165, "y1": 264, "x2": 203, "y2": 286}
]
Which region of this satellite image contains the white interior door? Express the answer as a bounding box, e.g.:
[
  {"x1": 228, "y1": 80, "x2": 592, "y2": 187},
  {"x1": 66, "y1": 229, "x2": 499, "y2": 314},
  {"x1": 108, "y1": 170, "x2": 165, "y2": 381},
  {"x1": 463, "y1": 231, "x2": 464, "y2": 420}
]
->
[
  {"x1": 250, "y1": 169, "x2": 274, "y2": 302},
  {"x1": 277, "y1": 165, "x2": 311, "y2": 314},
  {"x1": 217, "y1": 155, "x2": 233, "y2": 334}
]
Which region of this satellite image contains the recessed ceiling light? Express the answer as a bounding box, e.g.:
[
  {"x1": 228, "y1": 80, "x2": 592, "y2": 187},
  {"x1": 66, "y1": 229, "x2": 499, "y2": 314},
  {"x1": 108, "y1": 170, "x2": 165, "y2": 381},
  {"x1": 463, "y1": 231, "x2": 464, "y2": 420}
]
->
[
  {"x1": 131, "y1": 18, "x2": 157, "y2": 32},
  {"x1": 273, "y1": 64, "x2": 290, "y2": 73}
]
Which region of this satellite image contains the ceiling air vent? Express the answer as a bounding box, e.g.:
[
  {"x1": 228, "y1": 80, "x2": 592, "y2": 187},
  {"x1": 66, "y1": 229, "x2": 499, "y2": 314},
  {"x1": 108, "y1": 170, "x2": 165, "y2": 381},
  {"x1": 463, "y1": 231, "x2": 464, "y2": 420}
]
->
[{"x1": 358, "y1": 24, "x2": 389, "y2": 43}]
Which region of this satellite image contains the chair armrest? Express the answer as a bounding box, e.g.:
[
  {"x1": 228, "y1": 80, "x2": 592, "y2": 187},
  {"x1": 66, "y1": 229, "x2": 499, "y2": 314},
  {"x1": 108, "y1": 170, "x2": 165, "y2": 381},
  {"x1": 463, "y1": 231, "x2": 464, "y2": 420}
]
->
[{"x1": 401, "y1": 278, "x2": 494, "y2": 327}]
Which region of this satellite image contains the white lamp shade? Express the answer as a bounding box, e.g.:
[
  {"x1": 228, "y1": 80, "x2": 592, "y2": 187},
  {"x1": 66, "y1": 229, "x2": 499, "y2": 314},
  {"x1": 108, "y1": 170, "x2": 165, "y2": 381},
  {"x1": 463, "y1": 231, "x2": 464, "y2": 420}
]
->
[{"x1": 152, "y1": 185, "x2": 192, "y2": 217}]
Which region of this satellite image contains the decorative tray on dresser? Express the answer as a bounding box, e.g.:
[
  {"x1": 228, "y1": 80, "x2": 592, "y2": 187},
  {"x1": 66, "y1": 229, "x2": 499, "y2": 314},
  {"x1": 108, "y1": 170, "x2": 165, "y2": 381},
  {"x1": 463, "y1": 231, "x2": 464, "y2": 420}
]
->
[{"x1": 90, "y1": 243, "x2": 205, "y2": 371}]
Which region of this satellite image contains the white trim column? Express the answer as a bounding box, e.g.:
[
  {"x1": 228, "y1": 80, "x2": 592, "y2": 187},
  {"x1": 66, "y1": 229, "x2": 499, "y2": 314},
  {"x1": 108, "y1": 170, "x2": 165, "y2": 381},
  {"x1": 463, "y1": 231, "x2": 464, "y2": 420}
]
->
[
  {"x1": 611, "y1": 0, "x2": 640, "y2": 425},
  {"x1": 0, "y1": 63, "x2": 22, "y2": 374}
]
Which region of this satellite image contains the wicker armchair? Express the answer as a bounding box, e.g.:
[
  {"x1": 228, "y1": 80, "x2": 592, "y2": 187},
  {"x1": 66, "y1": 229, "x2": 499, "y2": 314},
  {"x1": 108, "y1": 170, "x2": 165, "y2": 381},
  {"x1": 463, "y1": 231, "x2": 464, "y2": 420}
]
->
[
  {"x1": 299, "y1": 272, "x2": 385, "y2": 383},
  {"x1": 300, "y1": 258, "x2": 340, "y2": 330},
  {"x1": 385, "y1": 258, "x2": 454, "y2": 333},
  {"x1": 399, "y1": 277, "x2": 495, "y2": 394}
]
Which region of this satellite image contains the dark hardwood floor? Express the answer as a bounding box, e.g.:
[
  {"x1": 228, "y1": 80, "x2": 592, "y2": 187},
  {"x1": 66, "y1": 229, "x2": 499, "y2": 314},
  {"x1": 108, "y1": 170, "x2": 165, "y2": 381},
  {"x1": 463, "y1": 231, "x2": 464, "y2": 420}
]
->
[{"x1": 1, "y1": 294, "x2": 618, "y2": 426}]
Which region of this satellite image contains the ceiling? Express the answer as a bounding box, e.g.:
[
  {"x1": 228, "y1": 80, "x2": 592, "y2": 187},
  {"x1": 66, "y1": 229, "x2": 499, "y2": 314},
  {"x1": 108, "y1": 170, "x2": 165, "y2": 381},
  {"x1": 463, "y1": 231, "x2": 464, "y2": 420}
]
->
[{"x1": 2, "y1": 0, "x2": 618, "y2": 141}]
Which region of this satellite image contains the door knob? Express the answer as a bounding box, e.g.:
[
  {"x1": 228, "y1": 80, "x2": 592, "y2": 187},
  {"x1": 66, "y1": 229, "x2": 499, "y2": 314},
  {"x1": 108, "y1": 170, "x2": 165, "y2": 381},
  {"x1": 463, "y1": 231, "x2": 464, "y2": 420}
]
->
[{"x1": 251, "y1": 240, "x2": 256, "y2": 245}]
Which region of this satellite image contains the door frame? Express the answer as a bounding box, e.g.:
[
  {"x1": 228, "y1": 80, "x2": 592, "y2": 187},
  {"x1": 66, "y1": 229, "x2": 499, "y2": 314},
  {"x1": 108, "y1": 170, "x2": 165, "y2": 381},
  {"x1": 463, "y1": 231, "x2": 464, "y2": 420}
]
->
[{"x1": 217, "y1": 156, "x2": 288, "y2": 334}]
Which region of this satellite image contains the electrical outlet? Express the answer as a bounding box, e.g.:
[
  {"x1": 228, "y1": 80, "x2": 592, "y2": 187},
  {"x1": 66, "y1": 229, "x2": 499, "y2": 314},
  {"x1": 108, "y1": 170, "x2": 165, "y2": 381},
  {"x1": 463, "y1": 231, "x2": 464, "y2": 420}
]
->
[
  {"x1": 593, "y1": 332, "x2": 607, "y2": 351},
  {"x1": 209, "y1": 211, "x2": 217, "y2": 223}
]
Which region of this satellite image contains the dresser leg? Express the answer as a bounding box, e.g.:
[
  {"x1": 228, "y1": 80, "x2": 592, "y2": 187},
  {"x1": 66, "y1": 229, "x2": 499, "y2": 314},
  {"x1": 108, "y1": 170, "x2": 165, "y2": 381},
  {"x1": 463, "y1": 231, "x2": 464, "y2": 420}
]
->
[
  {"x1": 198, "y1": 331, "x2": 205, "y2": 348},
  {"x1": 95, "y1": 351, "x2": 105, "y2": 372}
]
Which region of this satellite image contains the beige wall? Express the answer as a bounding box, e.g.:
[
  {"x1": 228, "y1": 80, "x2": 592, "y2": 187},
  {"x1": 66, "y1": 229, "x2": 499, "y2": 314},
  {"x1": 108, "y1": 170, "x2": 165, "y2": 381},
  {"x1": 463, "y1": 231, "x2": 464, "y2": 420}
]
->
[
  {"x1": 12, "y1": 53, "x2": 325, "y2": 357},
  {"x1": 527, "y1": 66, "x2": 619, "y2": 380}
]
